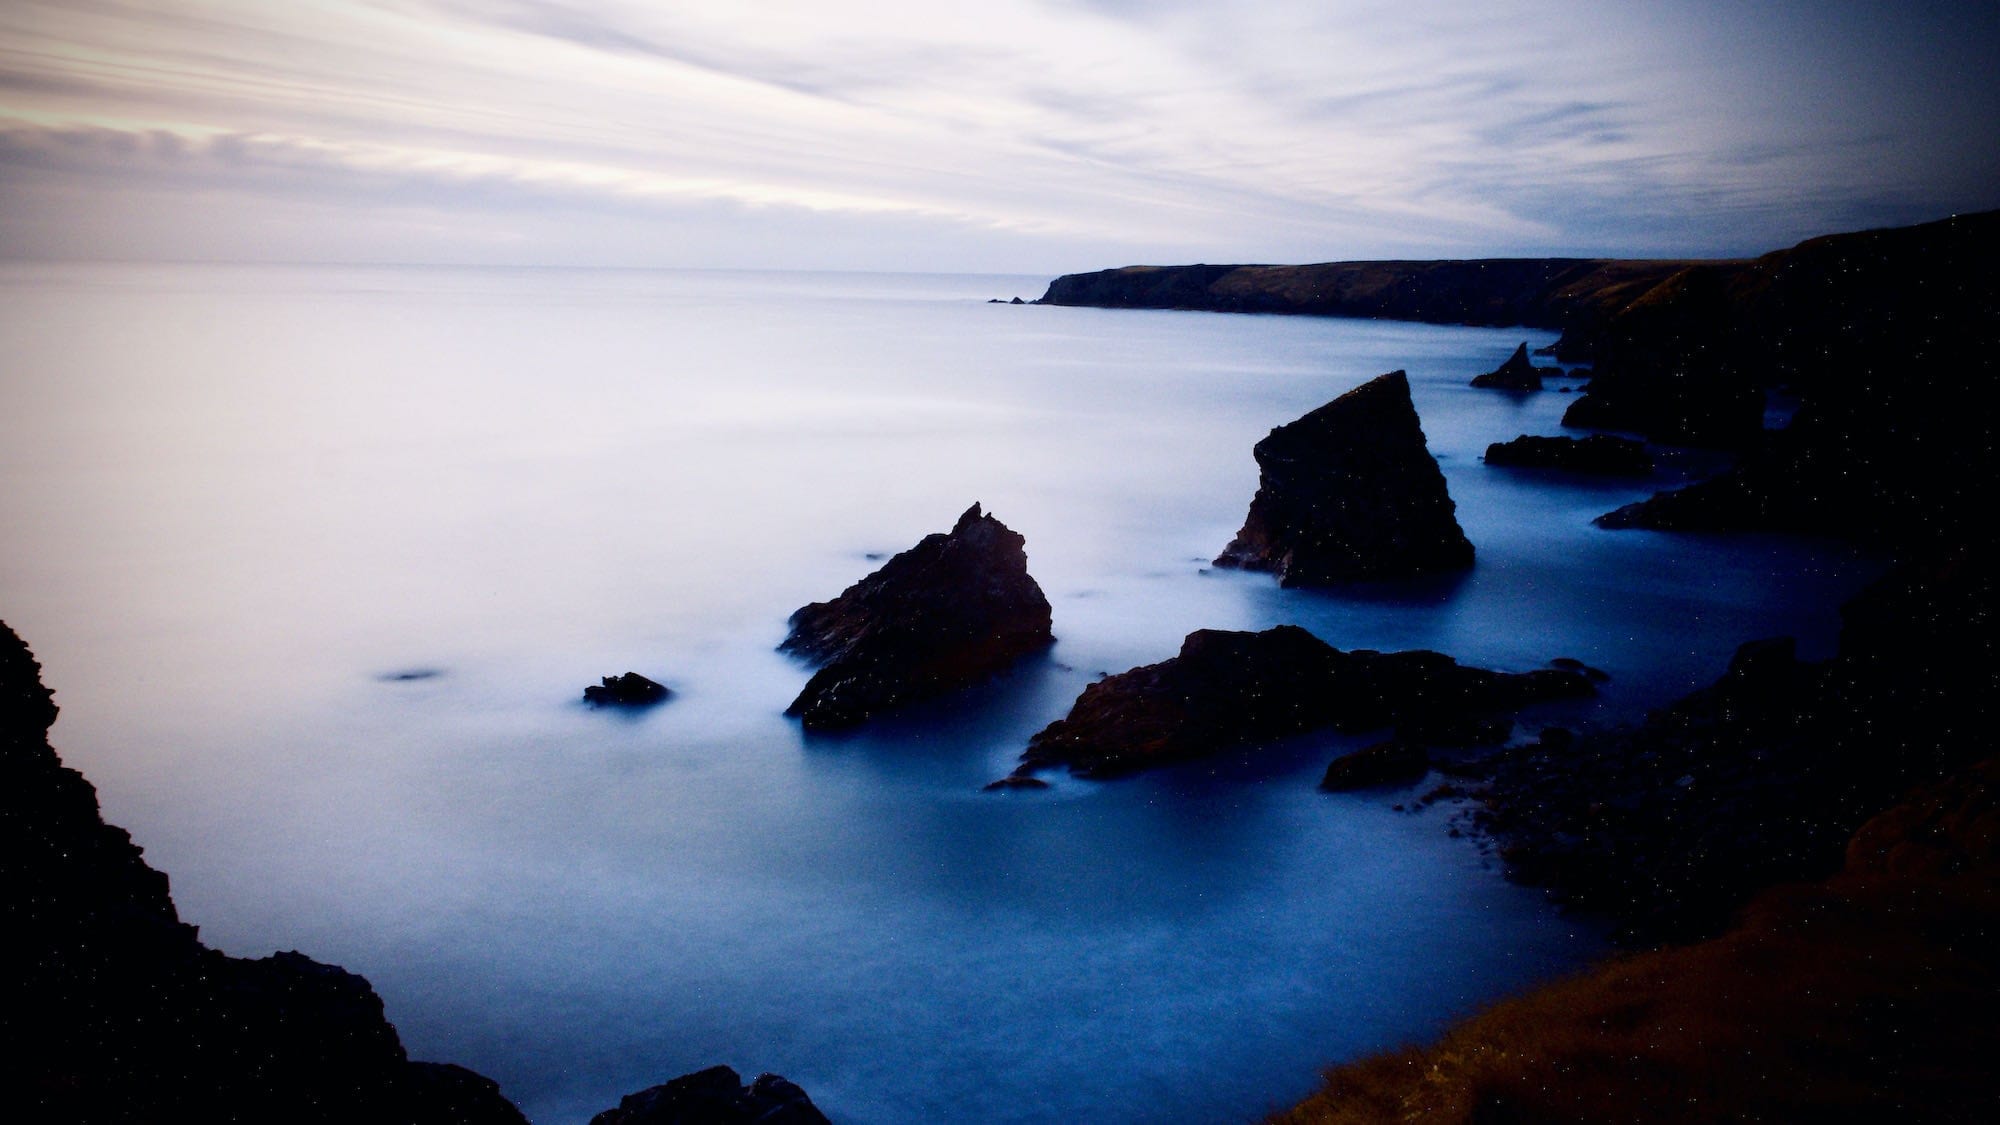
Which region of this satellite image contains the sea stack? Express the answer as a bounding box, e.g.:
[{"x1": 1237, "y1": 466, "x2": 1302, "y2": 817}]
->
[
  {"x1": 782, "y1": 503, "x2": 1054, "y2": 730},
  {"x1": 1214, "y1": 371, "x2": 1474, "y2": 585},
  {"x1": 1469, "y1": 342, "x2": 1550, "y2": 390}
]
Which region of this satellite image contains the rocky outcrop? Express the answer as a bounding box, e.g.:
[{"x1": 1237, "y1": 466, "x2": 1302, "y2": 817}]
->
[
  {"x1": 1477, "y1": 546, "x2": 1998, "y2": 943},
  {"x1": 585, "y1": 672, "x2": 672, "y2": 706},
  {"x1": 589, "y1": 1066, "x2": 830, "y2": 1125},
  {"x1": 1319, "y1": 740, "x2": 1431, "y2": 791},
  {"x1": 0, "y1": 619, "x2": 528, "y2": 1124},
  {"x1": 1214, "y1": 371, "x2": 1474, "y2": 585},
  {"x1": 782, "y1": 504, "x2": 1054, "y2": 729},
  {"x1": 1469, "y1": 343, "x2": 1554, "y2": 390},
  {"x1": 1014, "y1": 625, "x2": 1591, "y2": 779},
  {"x1": 1483, "y1": 434, "x2": 1652, "y2": 475}
]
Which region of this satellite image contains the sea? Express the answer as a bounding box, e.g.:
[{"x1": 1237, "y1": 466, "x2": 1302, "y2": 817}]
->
[{"x1": 0, "y1": 263, "x2": 1879, "y2": 1123}]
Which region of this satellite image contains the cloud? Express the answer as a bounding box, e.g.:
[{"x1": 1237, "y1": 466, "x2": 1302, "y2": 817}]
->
[{"x1": 0, "y1": 0, "x2": 1994, "y2": 268}]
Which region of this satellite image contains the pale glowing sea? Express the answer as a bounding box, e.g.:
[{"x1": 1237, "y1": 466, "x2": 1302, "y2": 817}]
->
[{"x1": 0, "y1": 264, "x2": 1877, "y2": 1123}]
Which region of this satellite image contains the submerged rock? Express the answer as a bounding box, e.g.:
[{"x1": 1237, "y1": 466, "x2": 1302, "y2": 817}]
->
[
  {"x1": 1017, "y1": 625, "x2": 1591, "y2": 779},
  {"x1": 1469, "y1": 342, "x2": 1554, "y2": 390},
  {"x1": 783, "y1": 503, "x2": 1054, "y2": 729},
  {"x1": 584, "y1": 672, "x2": 672, "y2": 707},
  {"x1": 1213, "y1": 371, "x2": 1474, "y2": 586},
  {"x1": 1484, "y1": 433, "x2": 1653, "y2": 475},
  {"x1": 589, "y1": 1066, "x2": 830, "y2": 1125}
]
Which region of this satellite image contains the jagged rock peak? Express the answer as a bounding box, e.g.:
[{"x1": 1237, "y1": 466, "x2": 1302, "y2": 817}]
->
[
  {"x1": 782, "y1": 503, "x2": 1054, "y2": 729},
  {"x1": 1214, "y1": 371, "x2": 1474, "y2": 585}
]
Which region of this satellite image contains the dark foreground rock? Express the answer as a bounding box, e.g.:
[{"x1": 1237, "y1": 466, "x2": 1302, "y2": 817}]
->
[
  {"x1": 590, "y1": 1065, "x2": 830, "y2": 1125},
  {"x1": 1214, "y1": 371, "x2": 1474, "y2": 585},
  {"x1": 783, "y1": 503, "x2": 1054, "y2": 729},
  {"x1": 1468, "y1": 342, "x2": 1554, "y2": 390},
  {"x1": 1483, "y1": 433, "x2": 1652, "y2": 475},
  {"x1": 1478, "y1": 547, "x2": 1998, "y2": 944},
  {"x1": 1016, "y1": 625, "x2": 1591, "y2": 779},
  {"x1": 585, "y1": 671, "x2": 672, "y2": 706},
  {"x1": 1320, "y1": 740, "x2": 1431, "y2": 791},
  {"x1": 0, "y1": 619, "x2": 528, "y2": 1125}
]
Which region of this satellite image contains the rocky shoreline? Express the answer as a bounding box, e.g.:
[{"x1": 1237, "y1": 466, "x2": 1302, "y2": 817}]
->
[
  {"x1": 0, "y1": 619, "x2": 827, "y2": 1124},
  {"x1": 1043, "y1": 209, "x2": 1999, "y2": 1121}
]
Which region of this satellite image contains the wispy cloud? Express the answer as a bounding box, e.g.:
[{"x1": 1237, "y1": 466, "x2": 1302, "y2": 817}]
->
[{"x1": 0, "y1": 0, "x2": 1993, "y2": 268}]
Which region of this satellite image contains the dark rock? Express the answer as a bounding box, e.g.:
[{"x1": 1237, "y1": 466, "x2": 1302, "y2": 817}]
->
[
  {"x1": 1018, "y1": 625, "x2": 1592, "y2": 778},
  {"x1": 1469, "y1": 342, "x2": 1554, "y2": 390},
  {"x1": 584, "y1": 672, "x2": 672, "y2": 706},
  {"x1": 0, "y1": 619, "x2": 527, "y2": 1124},
  {"x1": 1213, "y1": 371, "x2": 1475, "y2": 585},
  {"x1": 1550, "y1": 657, "x2": 1611, "y2": 682},
  {"x1": 982, "y1": 774, "x2": 1051, "y2": 792},
  {"x1": 589, "y1": 1065, "x2": 830, "y2": 1125},
  {"x1": 1009, "y1": 296, "x2": 1024, "y2": 304},
  {"x1": 782, "y1": 503, "x2": 1054, "y2": 729},
  {"x1": 1484, "y1": 434, "x2": 1652, "y2": 475},
  {"x1": 1320, "y1": 740, "x2": 1431, "y2": 791}
]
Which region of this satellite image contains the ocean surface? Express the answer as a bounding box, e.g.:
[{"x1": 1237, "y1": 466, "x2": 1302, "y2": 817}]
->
[{"x1": 0, "y1": 264, "x2": 1878, "y2": 1123}]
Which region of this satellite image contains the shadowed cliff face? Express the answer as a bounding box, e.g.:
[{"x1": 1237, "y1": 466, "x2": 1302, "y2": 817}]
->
[
  {"x1": 782, "y1": 503, "x2": 1055, "y2": 729},
  {"x1": 1215, "y1": 371, "x2": 1474, "y2": 586},
  {"x1": 1592, "y1": 210, "x2": 2000, "y2": 541},
  {"x1": 0, "y1": 618, "x2": 530, "y2": 1125}
]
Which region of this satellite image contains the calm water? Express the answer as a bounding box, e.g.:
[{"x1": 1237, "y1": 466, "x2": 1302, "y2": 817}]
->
[{"x1": 0, "y1": 264, "x2": 1876, "y2": 1123}]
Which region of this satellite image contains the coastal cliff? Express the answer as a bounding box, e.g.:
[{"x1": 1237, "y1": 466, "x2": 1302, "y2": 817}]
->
[{"x1": 1037, "y1": 257, "x2": 1696, "y2": 341}]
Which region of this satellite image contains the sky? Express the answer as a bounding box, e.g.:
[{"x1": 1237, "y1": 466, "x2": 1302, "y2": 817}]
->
[{"x1": 1, "y1": 0, "x2": 1996, "y2": 272}]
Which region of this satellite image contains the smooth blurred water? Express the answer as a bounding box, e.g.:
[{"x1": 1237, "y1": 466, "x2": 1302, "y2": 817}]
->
[{"x1": 0, "y1": 264, "x2": 1877, "y2": 1123}]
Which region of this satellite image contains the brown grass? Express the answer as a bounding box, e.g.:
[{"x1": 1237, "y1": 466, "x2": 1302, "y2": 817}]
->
[{"x1": 1269, "y1": 765, "x2": 2000, "y2": 1124}]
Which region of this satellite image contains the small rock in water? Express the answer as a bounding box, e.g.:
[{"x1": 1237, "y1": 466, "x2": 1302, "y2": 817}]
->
[
  {"x1": 377, "y1": 668, "x2": 444, "y2": 682},
  {"x1": 583, "y1": 672, "x2": 672, "y2": 707}
]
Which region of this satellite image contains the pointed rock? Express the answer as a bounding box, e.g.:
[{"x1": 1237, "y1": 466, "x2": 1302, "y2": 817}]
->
[
  {"x1": 1214, "y1": 371, "x2": 1474, "y2": 585},
  {"x1": 782, "y1": 504, "x2": 1054, "y2": 729},
  {"x1": 1470, "y1": 342, "x2": 1552, "y2": 390}
]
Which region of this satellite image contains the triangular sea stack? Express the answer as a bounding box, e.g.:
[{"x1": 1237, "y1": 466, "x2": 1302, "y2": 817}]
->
[
  {"x1": 782, "y1": 504, "x2": 1054, "y2": 729},
  {"x1": 1214, "y1": 370, "x2": 1474, "y2": 585},
  {"x1": 1469, "y1": 342, "x2": 1551, "y2": 390}
]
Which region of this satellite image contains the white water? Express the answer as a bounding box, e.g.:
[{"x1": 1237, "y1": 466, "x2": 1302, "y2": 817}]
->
[{"x1": 0, "y1": 263, "x2": 1876, "y2": 1122}]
